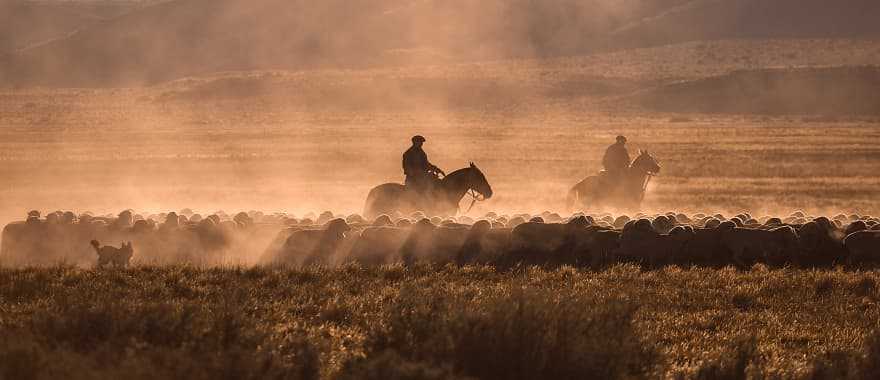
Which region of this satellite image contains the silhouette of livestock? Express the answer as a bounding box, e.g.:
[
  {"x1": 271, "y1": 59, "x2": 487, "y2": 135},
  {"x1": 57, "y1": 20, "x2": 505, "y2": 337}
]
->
[
  {"x1": 844, "y1": 230, "x2": 880, "y2": 265},
  {"x1": 8, "y1": 209, "x2": 880, "y2": 269}
]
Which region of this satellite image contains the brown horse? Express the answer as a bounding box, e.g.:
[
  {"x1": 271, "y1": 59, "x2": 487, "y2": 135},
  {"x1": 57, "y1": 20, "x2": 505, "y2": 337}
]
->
[
  {"x1": 364, "y1": 163, "x2": 492, "y2": 219},
  {"x1": 567, "y1": 150, "x2": 661, "y2": 212}
]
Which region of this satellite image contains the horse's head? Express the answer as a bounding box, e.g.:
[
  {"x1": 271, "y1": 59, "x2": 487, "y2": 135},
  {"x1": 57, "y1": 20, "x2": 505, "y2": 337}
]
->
[
  {"x1": 632, "y1": 150, "x2": 661, "y2": 175},
  {"x1": 468, "y1": 162, "x2": 493, "y2": 199}
]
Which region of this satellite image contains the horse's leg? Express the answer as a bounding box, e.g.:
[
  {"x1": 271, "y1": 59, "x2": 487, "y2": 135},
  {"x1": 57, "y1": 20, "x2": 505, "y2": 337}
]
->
[{"x1": 578, "y1": 179, "x2": 597, "y2": 212}]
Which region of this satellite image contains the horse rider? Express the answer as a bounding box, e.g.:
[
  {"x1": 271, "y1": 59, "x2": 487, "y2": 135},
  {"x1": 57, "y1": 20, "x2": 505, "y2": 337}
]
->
[
  {"x1": 602, "y1": 135, "x2": 631, "y2": 185},
  {"x1": 403, "y1": 135, "x2": 445, "y2": 195}
]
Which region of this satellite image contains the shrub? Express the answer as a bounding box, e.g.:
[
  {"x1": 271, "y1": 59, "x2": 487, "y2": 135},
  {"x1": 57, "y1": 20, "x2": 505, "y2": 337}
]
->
[
  {"x1": 694, "y1": 337, "x2": 758, "y2": 380},
  {"x1": 368, "y1": 285, "x2": 659, "y2": 380},
  {"x1": 338, "y1": 350, "x2": 470, "y2": 380}
]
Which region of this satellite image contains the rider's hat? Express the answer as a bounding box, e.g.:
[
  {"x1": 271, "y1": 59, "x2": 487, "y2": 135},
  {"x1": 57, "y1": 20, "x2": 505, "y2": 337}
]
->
[
  {"x1": 412, "y1": 135, "x2": 426, "y2": 143},
  {"x1": 616, "y1": 135, "x2": 627, "y2": 143}
]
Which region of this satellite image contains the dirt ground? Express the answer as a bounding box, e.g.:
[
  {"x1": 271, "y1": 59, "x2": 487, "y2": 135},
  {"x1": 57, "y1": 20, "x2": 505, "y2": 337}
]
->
[{"x1": 1, "y1": 88, "x2": 878, "y2": 224}]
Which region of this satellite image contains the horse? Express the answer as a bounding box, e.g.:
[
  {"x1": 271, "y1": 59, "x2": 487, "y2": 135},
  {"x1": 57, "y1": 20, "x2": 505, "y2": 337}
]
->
[
  {"x1": 566, "y1": 150, "x2": 661, "y2": 212},
  {"x1": 364, "y1": 163, "x2": 493, "y2": 219}
]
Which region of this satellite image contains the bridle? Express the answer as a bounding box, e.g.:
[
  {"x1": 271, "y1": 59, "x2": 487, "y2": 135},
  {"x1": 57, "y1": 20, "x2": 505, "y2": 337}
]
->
[
  {"x1": 465, "y1": 189, "x2": 486, "y2": 213},
  {"x1": 463, "y1": 168, "x2": 488, "y2": 214}
]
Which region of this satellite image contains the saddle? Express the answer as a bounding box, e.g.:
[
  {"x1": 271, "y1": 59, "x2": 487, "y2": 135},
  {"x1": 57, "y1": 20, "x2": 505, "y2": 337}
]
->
[
  {"x1": 597, "y1": 170, "x2": 624, "y2": 191},
  {"x1": 405, "y1": 173, "x2": 441, "y2": 196}
]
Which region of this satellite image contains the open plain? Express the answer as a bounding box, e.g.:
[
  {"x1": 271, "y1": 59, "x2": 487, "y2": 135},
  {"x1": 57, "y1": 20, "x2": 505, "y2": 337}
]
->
[
  {"x1": 3, "y1": 38, "x2": 880, "y2": 223},
  {"x1": 3, "y1": 0, "x2": 880, "y2": 377}
]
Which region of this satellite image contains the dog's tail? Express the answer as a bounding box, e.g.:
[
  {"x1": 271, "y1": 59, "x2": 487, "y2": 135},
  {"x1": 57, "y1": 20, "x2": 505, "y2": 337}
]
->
[{"x1": 90, "y1": 240, "x2": 101, "y2": 253}]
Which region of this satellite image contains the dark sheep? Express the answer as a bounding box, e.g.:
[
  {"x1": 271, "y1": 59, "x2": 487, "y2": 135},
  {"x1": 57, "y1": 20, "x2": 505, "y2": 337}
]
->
[
  {"x1": 613, "y1": 216, "x2": 631, "y2": 230},
  {"x1": 278, "y1": 219, "x2": 352, "y2": 266},
  {"x1": 845, "y1": 221, "x2": 868, "y2": 236},
  {"x1": 844, "y1": 231, "x2": 880, "y2": 264},
  {"x1": 372, "y1": 214, "x2": 393, "y2": 227}
]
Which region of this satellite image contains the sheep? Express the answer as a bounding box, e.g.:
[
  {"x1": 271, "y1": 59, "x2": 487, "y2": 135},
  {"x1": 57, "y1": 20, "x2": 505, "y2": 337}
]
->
[
  {"x1": 505, "y1": 216, "x2": 527, "y2": 228},
  {"x1": 618, "y1": 219, "x2": 668, "y2": 266},
  {"x1": 545, "y1": 213, "x2": 563, "y2": 223},
  {"x1": 425, "y1": 224, "x2": 472, "y2": 264},
  {"x1": 348, "y1": 226, "x2": 410, "y2": 266},
  {"x1": 720, "y1": 225, "x2": 799, "y2": 267},
  {"x1": 372, "y1": 214, "x2": 393, "y2": 227},
  {"x1": 110, "y1": 210, "x2": 134, "y2": 231},
  {"x1": 509, "y1": 222, "x2": 570, "y2": 255},
  {"x1": 679, "y1": 227, "x2": 729, "y2": 267},
  {"x1": 346, "y1": 214, "x2": 367, "y2": 225},
  {"x1": 844, "y1": 230, "x2": 880, "y2": 264},
  {"x1": 160, "y1": 212, "x2": 180, "y2": 231},
  {"x1": 131, "y1": 220, "x2": 154, "y2": 234},
  {"x1": 675, "y1": 213, "x2": 692, "y2": 225},
  {"x1": 568, "y1": 227, "x2": 621, "y2": 269},
  {"x1": 764, "y1": 217, "x2": 783, "y2": 227},
  {"x1": 797, "y1": 221, "x2": 846, "y2": 266},
  {"x1": 652, "y1": 215, "x2": 674, "y2": 234},
  {"x1": 503, "y1": 221, "x2": 608, "y2": 268},
  {"x1": 275, "y1": 219, "x2": 351, "y2": 266},
  {"x1": 567, "y1": 215, "x2": 591, "y2": 228},
  {"x1": 316, "y1": 211, "x2": 335, "y2": 226},
  {"x1": 845, "y1": 220, "x2": 869, "y2": 235},
  {"x1": 399, "y1": 219, "x2": 437, "y2": 266},
  {"x1": 455, "y1": 220, "x2": 492, "y2": 265},
  {"x1": 704, "y1": 218, "x2": 722, "y2": 229},
  {"x1": 234, "y1": 212, "x2": 253, "y2": 228},
  {"x1": 613, "y1": 215, "x2": 631, "y2": 230}
]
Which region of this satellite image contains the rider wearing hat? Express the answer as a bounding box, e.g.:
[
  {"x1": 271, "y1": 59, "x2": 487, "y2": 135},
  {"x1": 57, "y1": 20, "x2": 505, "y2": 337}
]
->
[
  {"x1": 603, "y1": 135, "x2": 631, "y2": 182},
  {"x1": 403, "y1": 135, "x2": 444, "y2": 194}
]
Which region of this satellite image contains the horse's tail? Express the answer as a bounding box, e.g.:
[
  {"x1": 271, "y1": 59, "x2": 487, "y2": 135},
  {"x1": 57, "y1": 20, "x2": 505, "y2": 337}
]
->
[
  {"x1": 567, "y1": 178, "x2": 595, "y2": 212},
  {"x1": 364, "y1": 183, "x2": 403, "y2": 220},
  {"x1": 363, "y1": 187, "x2": 382, "y2": 220},
  {"x1": 566, "y1": 186, "x2": 580, "y2": 212}
]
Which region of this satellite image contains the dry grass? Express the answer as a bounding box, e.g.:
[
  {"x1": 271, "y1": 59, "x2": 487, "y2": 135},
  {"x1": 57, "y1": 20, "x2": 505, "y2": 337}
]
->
[{"x1": 1, "y1": 265, "x2": 880, "y2": 379}]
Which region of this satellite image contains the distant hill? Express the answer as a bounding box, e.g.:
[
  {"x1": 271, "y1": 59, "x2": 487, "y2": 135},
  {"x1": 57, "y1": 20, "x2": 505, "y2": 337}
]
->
[
  {"x1": 3, "y1": 0, "x2": 880, "y2": 87},
  {"x1": 0, "y1": 1, "x2": 147, "y2": 54},
  {"x1": 608, "y1": 0, "x2": 880, "y2": 49},
  {"x1": 152, "y1": 40, "x2": 880, "y2": 113},
  {"x1": 0, "y1": 1, "x2": 101, "y2": 54},
  {"x1": 630, "y1": 66, "x2": 880, "y2": 115}
]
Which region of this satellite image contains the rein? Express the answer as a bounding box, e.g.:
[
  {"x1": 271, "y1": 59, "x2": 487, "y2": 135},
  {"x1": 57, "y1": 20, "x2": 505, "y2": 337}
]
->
[
  {"x1": 639, "y1": 173, "x2": 654, "y2": 202},
  {"x1": 439, "y1": 167, "x2": 488, "y2": 215},
  {"x1": 464, "y1": 189, "x2": 485, "y2": 214}
]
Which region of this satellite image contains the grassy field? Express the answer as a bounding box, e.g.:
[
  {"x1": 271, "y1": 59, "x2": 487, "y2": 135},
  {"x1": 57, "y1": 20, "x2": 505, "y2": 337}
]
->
[{"x1": 1, "y1": 265, "x2": 880, "y2": 379}]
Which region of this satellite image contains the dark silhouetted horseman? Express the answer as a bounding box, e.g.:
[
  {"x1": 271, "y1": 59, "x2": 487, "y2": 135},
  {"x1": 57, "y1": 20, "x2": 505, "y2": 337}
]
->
[
  {"x1": 603, "y1": 135, "x2": 631, "y2": 184},
  {"x1": 403, "y1": 135, "x2": 444, "y2": 195}
]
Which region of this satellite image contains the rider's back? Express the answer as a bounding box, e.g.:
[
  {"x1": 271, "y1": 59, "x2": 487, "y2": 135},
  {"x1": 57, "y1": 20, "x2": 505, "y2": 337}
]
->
[
  {"x1": 403, "y1": 146, "x2": 429, "y2": 175},
  {"x1": 603, "y1": 143, "x2": 630, "y2": 172}
]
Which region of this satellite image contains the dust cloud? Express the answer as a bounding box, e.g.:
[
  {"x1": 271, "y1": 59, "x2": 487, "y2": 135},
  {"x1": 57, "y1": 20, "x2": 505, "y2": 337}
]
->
[{"x1": 2, "y1": 0, "x2": 880, "y2": 256}]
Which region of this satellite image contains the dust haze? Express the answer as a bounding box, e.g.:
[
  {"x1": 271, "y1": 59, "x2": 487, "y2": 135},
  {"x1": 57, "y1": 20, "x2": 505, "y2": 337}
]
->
[{"x1": 2, "y1": 0, "x2": 880, "y2": 237}]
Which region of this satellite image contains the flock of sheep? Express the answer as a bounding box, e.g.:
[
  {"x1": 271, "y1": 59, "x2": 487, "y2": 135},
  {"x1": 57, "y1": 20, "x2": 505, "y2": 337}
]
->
[{"x1": 3, "y1": 208, "x2": 880, "y2": 269}]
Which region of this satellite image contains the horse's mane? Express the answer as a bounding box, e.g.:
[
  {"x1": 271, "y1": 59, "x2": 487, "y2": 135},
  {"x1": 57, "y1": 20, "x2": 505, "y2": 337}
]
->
[
  {"x1": 631, "y1": 151, "x2": 650, "y2": 166},
  {"x1": 445, "y1": 167, "x2": 472, "y2": 178}
]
